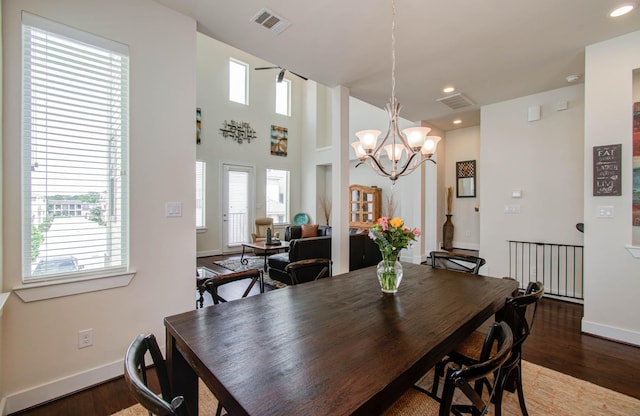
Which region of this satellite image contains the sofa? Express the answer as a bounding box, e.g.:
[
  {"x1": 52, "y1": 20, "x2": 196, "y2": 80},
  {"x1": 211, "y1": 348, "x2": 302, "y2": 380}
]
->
[{"x1": 267, "y1": 225, "x2": 382, "y2": 285}]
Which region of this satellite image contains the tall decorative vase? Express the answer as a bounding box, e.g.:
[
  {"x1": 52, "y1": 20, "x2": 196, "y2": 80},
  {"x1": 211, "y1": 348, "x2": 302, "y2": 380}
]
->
[
  {"x1": 377, "y1": 252, "x2": 403, "y2": 294},
  {"x1": 443, "y1": 214, "x2": 454, "y2": 251}
]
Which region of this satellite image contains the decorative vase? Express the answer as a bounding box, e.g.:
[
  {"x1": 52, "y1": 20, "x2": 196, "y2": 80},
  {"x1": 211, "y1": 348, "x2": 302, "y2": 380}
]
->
[
  {"x1": 443, "y1": 214, "x2": 454, "y2": 251},
  {"x1": 377, "y1": 253, "x2": 403, "y2": 293}
]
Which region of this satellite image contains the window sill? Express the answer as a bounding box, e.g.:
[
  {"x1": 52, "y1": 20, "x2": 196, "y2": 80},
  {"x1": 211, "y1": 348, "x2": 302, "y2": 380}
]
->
[
  {"x1": 197, "y1": 227, "x2": 208, "y2": 234},
  {"x1": 625, "y1": 245, "x2": 640, "y2": 259},
  {"x1": 13, "y1": 270, "x2": 136, "y2": 302}
]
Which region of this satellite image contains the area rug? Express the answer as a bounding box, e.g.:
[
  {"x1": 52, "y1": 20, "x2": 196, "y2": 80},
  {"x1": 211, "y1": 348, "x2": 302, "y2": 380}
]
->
[
  {"x1": 213, "y1": 256, "x2": 288, "y2": 289},
  {"x1": 112, "y1": 360, "x2": 640, "y2": 415}
]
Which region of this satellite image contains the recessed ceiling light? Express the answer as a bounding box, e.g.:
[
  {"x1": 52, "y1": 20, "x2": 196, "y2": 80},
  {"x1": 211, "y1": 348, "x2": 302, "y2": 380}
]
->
[
  {"x1": 453, "y1": 119, "x2": 462, "y2": 125},
  {"x1": 610, "y1": 3, "x2": 636, "y2": 17},
  {"x1": 443, "y1": 86, "x2": 455, "y2": 93}
]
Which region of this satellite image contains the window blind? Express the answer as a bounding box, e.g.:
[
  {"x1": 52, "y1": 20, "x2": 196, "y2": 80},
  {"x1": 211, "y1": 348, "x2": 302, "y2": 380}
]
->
[{"x1": 22, "y1": 13, "x2": 130, "y2": 281}]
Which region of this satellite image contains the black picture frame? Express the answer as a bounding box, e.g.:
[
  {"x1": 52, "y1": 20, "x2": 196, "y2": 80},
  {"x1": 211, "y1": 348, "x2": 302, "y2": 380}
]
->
[{"x1": 456, "y1": 160, "x2": 476, "y2": 198}]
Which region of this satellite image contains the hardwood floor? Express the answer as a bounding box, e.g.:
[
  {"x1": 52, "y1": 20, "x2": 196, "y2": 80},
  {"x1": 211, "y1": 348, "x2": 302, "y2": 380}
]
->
[{"x1": 9, "y1": 260, "x2": 640, "y2": 415}]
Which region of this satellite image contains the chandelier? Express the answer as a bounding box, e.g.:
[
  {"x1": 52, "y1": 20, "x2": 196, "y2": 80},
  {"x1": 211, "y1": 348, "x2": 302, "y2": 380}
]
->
[{"x1": 351, "y1": 0, "x2": 441, "y2": 183}]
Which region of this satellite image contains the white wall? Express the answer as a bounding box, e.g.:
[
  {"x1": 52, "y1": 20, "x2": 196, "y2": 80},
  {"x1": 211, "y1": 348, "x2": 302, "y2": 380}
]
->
[
  {"x1": 582, "y1": 30, "x2": 640, "y2": 346},
  {"x1": 480, "y1": 84, "x2": 585, "y2": 277},
  {"x1": 195, "y1": 33, "x2": 304, "y2": 256},
  {"x1": 1, "y1": 0, "x2": 196, "y2": 411},
  {"x1": 443, "y1": 126, "x2": 480, "y2": 250}
]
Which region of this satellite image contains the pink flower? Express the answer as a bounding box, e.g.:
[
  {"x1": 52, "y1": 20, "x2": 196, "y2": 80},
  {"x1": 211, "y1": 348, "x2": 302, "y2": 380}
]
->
[
  {"x1": 412, "y1": 228, "x2": 421, "y2": 237},
  {"x1": 378, "y1": 217, "x2": 389, "y2": 231}
]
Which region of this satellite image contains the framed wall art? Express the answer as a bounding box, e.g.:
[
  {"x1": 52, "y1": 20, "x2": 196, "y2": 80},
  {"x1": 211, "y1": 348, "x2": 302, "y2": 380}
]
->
[{"x1": 270, "y1": 125, "x2": 288, "y2": 157}]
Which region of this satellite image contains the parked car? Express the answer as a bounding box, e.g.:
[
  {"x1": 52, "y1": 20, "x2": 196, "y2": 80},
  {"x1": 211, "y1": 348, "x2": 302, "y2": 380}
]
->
[{"x1": 33, "y1": 256, "x2": 83, "y2": 275}]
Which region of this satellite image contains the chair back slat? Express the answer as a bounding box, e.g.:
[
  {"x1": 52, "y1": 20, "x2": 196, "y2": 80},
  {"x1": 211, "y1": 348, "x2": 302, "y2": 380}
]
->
[{"x1": 429, "y1": 251, "x2": 486, "y2": 275}]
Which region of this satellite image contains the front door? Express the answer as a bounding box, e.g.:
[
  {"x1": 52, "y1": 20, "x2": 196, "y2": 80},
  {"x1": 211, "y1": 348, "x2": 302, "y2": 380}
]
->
[{"x1": 222, "y1": 163, "x2": 254, "y2": 253}]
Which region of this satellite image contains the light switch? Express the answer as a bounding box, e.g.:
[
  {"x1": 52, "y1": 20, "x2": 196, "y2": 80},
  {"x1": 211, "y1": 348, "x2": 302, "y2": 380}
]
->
[
  {"x1": 511, "y1": 190, "x2": 522, "y2": 198},
  {"x1": 504, "y1": 205, "x2": 521, "y2": 214},
  {"x1": 166, "y1": 202, "x2": 182, "y2": 217},
  {"x1": 596, "y1": 205, "x2": 614, "y2": 218}
]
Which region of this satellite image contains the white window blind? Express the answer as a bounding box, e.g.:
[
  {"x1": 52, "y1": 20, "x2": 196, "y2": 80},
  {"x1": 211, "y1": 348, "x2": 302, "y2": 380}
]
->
[
  {"x1": 196, "y1": 161, "x2": 206, "y2": 228},
  {"x1": 266, "y1": 169, "x2": 290, "y2": 224},
  {"x1": 22, "y1": 12, "x2": 130, "y2": 281}
]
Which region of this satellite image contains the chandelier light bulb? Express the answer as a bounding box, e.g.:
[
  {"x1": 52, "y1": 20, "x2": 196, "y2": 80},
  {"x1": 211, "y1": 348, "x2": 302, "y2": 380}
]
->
[
  {"x1": 355, "y1": 129, "x2": 381, "y2": 151},
  {"x1": 402, "y1": 126, "x2": 431, "y2": 149},
  {"x1": 421, "y1": 136, "x2": 442, "y2": 156},
  {"x1": 384, "y1": 144, "x2": 404, "y2": 161},
  {"x1": 351, "y1": 142, "x2": 366, "y2": 158}
]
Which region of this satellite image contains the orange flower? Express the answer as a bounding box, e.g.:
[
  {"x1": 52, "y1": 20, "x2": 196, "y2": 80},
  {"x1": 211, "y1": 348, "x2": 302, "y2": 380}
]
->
[{"x1": 389, "y1": 217, "x2": 404, "y2": 228}]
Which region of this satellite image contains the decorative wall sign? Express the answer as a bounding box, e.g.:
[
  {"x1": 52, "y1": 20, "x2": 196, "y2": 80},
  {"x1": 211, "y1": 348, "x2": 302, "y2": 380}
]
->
[
  {"x1": 270, "y1": 125, "x2": 288, "y2": 157},
  {"x1": 593, "y1": 144, "x2": 621, "y2": 196},
  {"x1": 219, "y1": 120, "x2": 256, "y2": 144},
  {"x1": 196, "y1": 108, "x2": 201, "y2": 144},
  {"x1": 633, "y1": 102, "x2": 640, "y2": 225}
]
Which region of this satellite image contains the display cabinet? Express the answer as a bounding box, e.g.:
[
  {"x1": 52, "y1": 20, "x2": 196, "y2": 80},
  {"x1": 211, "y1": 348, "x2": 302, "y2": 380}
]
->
[{"x1": 349, "y1": 184, "x2": 381, "y2": 229}]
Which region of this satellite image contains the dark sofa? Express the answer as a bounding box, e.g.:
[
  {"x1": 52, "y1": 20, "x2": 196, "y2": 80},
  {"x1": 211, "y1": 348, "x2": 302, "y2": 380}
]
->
[{"x1": 267, "y1": 225, "x2": 382, "y2": 285}]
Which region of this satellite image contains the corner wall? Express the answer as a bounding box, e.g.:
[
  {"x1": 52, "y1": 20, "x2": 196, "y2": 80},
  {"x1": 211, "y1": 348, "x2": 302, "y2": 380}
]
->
[
  {"x1": 479, "y1": 84, "x2": 585, "y2": 277},
  {"x1": 582, "y1": 30, "x2": 640, "y2": 346},
  {"x1": 2, "y1": 0, "x2": 196, "y2": 412}
]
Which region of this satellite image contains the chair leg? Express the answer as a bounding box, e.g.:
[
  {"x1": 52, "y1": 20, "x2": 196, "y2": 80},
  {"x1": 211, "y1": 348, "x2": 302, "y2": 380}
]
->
[
  {"x1": 216, "y1": 402, "x2": 223, "y2": 416},
  {"x1": 431, "y1": 358, "x2": 447, "y2": 396},
  {"x1": 514, "y1": 365, "x2": 529, "y2": 416}
]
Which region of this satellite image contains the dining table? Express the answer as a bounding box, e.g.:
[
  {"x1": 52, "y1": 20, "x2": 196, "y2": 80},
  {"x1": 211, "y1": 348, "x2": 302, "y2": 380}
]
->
[{"x1": 164, "y1": 262, "x2": 518, "y2": 416}]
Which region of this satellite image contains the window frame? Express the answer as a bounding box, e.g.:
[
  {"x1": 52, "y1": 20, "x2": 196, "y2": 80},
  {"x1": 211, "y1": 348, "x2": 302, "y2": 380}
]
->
[
  {"x1": 265, "y1": 168, "x2": 290, "y2": 225},
  {"x1": 229, "y1": 58, "x2": 249, "y2": 105},
  {"x1": 275, "y1": 77, "x2": 291, "y2": 116},
  {"x1": 21, "y1": 12, "x2": 130, "y2": 287}
]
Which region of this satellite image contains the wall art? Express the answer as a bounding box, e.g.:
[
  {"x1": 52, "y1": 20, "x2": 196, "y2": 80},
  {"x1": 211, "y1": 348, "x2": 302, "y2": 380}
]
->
[
  {"x1": 593, "y1": 144, "x2": 621, "y2": 196},
  {"x1": 270, "y1": 125, "x2": 288, "y2": 157},
  {"x1": 633, "y1": 102, "x2": 640, "y2": 225},
  {"x1": 196, "y1": 107, "x2": 201, "y2": 144},
  {"x1": 219, "y1": 120, "x2": 256, "y2": 144}
]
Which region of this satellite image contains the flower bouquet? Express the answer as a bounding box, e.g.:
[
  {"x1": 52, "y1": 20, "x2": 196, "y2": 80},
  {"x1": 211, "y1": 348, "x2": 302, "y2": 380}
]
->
[{"x1": 368, "y1": 217, "x2": 420, "y2": 293}]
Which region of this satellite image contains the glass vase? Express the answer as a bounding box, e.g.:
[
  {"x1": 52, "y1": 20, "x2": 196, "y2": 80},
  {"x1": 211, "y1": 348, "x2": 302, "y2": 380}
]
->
[{"x1": 377, "y1": 253, "x2": 403, "y2": 293}]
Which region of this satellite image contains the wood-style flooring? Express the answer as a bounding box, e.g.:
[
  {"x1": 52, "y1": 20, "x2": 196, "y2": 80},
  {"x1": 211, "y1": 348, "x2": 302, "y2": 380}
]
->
[{"x1": 9, "y1": 257, "x2": 640, "y2": 415}]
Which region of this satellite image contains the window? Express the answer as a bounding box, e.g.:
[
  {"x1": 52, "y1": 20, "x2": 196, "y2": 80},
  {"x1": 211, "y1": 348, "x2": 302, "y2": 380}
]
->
[
  {"x1": 275, "y1": 78, "x2": 291, "y2": 116},
  {"x1": 22, "y1": 13, "x2": 129, "y2": 281},
  {"x1": 229, "y1": 58, "x2": 248, "y2": 105},
  {"x1": 196, "y1": 160, "x2": 206, "y2": 228},
  {"x1": 266, "y1": 169, "x2": 290, "y2": 224}
]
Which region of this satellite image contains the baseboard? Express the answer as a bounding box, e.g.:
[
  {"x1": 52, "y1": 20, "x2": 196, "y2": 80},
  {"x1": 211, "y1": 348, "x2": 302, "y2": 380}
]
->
[
  {"x1": 581, "y1": 319, "x2": 640, "y2": 347},
  {"x1": 1, "y1": 396, "x2": 7, "y2": 416},
  {"x1": 4, "y1": 358, "x2": 123, "y2": 414},
  {"x1": 197, "y1": 249, "x2": 221, "y2": 258}
]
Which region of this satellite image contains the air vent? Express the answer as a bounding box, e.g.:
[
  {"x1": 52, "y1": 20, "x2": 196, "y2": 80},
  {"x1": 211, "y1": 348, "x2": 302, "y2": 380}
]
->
[
  {"x1": 436, "y1": 93, "x2": 475, "y2": 110},
  {"x1": 251, "y1": 8, "x2": 291, "y2": 34}
]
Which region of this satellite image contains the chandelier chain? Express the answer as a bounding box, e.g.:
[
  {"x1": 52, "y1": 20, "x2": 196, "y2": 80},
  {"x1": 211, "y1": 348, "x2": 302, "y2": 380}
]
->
[{"x1": 391, "y1": 0, "x2": 396, "y2": 105}]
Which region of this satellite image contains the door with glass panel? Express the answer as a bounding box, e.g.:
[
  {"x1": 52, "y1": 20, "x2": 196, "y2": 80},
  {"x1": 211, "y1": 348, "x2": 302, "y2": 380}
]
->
[{"x1": 222, "y1": 164, "x2": 254, "y2": 253}]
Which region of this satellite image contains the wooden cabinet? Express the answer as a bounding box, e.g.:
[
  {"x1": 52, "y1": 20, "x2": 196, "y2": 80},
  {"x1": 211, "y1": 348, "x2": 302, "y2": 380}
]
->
[{"x1": 349, "y1": 185, "x2": 381, "y2": 229}]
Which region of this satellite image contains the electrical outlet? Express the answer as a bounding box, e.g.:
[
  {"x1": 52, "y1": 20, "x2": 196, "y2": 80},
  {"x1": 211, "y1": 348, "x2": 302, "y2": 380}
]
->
[{"x1": 78, "y1": 328, "x2": 93, "y2": 349}]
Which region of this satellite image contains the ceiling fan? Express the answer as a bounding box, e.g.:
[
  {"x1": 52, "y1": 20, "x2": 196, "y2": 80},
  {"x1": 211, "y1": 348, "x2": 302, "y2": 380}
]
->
[{"x1": 254, "y1": 66, "x2": 308, "y2": 82}]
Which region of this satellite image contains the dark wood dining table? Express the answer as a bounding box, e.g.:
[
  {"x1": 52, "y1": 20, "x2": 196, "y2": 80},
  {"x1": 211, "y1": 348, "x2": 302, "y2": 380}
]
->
[{"x1": 164, "y1": 262, "x2": 518, "y2": 416}]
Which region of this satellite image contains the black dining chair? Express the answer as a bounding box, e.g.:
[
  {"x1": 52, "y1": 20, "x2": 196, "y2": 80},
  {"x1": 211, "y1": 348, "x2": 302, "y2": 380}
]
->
[
  {"x1": 383, "y1": 321, "x2": 514, "y2": 416},
  {"x1": 433, "y1": 281, "x2": 544, "y2": 416},
  {"x1": 285, "y1": 258, "x2": 332, "y2": 285},
  {"x1": 124, "y1": 334, "x2": 190, "y2": 416},
  {"x1": 429, "y1": 250, "x2": 486, "y2": 274},
  {"x1": 203, "y1": 268, "x2": 264, "y2": 304}
]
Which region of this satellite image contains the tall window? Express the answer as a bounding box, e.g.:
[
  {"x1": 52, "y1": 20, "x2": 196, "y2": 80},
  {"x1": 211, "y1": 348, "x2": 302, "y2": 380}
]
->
[
  {"x1": 266, "y1": 169, "x2": 290, "y2": 224},
  {"x1": 275, "y1": 78, "x2": 291, "y2": 116},
  {"x1": 22, "y1": 13, "x2": 129, "y2": 281},
  {"x1": 196, "y1": 161, "x2": 206, "y2": 228},
  {"x1": 229, "y1": 58, "x2": 248, "y2": 105}
]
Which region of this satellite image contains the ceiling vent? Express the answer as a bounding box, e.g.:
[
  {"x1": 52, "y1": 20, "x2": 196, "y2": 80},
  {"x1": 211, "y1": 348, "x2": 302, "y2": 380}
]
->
[
  {"x1": 436, "y1": 93, "x2": 475, "y2": 110},
  {"x1": 251, "y1": 8, "x2": 291, "y2": 34}
]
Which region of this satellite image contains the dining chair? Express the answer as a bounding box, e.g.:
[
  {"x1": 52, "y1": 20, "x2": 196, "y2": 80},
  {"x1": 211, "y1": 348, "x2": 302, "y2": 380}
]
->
[
  {"x1": 433, "y1": 281, "x2": 544, "y2": 416},
  {"x1": 285, "y1": 258, "x2": 332, "y2": 285},
  {"x1": 124, "y1": 334, "x2": 190, "y2": 416},
  {"x1": 203, "y1": 268, "x2": 264, "y2": 304},
  {"x1": 429, "y1": 250, "x2": 486, "y2": 274},
  {"x1": 383, "y1": 321, "x2": 513, "y2": 416}
]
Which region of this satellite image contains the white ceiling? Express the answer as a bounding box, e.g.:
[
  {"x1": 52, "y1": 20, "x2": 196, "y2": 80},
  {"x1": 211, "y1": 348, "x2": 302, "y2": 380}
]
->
[{"x1": 152, "y1": 0, "x2": 640, "y2": 131}]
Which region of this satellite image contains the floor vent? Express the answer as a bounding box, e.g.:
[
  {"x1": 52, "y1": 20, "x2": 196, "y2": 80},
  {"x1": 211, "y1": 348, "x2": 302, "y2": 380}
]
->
[
  {"x1": 436, "y1": 93, "x2": 475, "y2": 110},
  {"x1": 251, "y1": 8, "x2": 291, "y2": 34}
]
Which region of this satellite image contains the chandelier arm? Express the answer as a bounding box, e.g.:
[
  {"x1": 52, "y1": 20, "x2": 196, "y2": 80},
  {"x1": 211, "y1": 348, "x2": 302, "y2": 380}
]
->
[{"x1": 362, "y1": 153, "x2": 394, "y2": 178}]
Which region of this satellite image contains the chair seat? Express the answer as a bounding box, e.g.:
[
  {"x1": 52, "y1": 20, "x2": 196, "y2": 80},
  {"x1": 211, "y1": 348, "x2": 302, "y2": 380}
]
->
[
  {"x1": 453, "y1": 330, "x2": 497, "y2": 360},
  {"x1": 382, "y1": 388, "x2": 440, "y2": 416}
]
